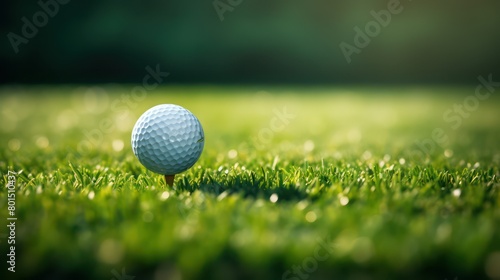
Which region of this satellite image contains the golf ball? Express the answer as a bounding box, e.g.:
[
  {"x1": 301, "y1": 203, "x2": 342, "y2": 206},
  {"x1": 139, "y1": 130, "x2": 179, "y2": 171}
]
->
[{"x1": 131, "y1": 104, "x2": 204, "y2": 175}]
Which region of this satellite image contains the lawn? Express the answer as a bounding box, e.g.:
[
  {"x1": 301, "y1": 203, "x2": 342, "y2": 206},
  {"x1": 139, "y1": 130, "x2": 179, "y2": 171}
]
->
[{"x1": 0, "y1": 86, "x2": 499, "y2": 280}]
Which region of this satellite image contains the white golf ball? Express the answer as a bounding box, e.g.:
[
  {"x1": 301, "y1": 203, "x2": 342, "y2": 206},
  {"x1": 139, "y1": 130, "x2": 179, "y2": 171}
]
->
[{"x1": 131, "y1": 104, "x2": 204, "y2": 175}]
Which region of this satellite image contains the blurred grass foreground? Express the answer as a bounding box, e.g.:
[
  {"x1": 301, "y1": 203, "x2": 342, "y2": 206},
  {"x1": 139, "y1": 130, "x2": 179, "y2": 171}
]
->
[{"x1": 0, "y1": 86, "x2": 499, "y2": 280}]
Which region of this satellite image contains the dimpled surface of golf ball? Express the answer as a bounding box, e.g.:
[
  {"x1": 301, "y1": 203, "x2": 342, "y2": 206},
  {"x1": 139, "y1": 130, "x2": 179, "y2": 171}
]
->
[{"x1": 131, "y1": 104, "x2": 204, "y2": 175}]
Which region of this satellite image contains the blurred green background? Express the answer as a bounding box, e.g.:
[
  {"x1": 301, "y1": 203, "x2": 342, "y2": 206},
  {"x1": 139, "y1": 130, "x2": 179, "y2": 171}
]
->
[{"x1": 1, "y1": 0, "x2": 499, "y2": 84}]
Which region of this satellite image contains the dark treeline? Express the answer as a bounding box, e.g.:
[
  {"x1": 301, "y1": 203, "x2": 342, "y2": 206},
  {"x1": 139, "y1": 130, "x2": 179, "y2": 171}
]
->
[{"x1": 1, "y1": 0, "x2": 499, "y2": 84}]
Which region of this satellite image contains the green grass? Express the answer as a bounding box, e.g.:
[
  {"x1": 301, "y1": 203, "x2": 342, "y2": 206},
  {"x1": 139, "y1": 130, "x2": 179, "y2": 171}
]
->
[{"x1": 1, "y1": 86, "x2": 499, "y2": 280}]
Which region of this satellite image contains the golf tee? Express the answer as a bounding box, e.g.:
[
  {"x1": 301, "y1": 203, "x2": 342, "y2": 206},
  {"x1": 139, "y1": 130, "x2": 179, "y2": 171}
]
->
[{"x1": 165, "y1": 175, "x2": 175, "y2": 187}]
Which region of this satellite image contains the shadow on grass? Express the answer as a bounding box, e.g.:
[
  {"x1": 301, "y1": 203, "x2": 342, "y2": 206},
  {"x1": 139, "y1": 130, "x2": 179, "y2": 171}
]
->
[{"x1": 174, "y1": 169, "x2": 309, "y2": 202}]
